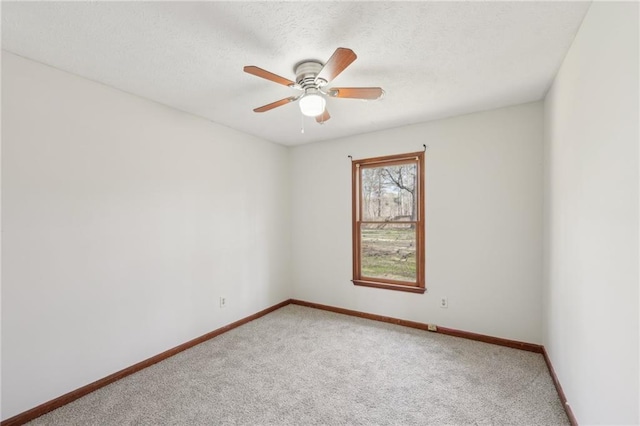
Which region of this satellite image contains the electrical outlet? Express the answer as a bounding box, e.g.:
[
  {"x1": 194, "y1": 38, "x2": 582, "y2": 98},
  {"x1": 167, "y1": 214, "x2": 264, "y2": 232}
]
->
[
  {"x1": 220, "y1": 297, "x2": 226, "y2": 308},
  {"x1": 440, "y1": 297, "x2": 448, "y2": 308},
  {"x1": 427, "y1": 324, "x2": 437, "y2": 332}
]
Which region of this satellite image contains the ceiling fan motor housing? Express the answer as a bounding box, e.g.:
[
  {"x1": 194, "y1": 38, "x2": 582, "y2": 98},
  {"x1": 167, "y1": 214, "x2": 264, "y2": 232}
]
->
[{"x1": 294, "y1": 61, "x2": 326, "y2": 89}]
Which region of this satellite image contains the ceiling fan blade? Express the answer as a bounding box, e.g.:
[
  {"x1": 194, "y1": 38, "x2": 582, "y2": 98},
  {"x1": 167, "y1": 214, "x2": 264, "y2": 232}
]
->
[
  {"x1": 253, "y1": 96, "x2": 298, "y2": 113},
  {"x1": 244, "y1": 66, "x2": 295, "y2": 87},
  {"x1": 328, "y1": 87, "x2": 384, "y2": 100},
  {"x1": 316, "y1": 109, "x2": 331, "y2": 123},
  {"x1": 316, "y1": 48, "x2": 357, "y2": 83}
]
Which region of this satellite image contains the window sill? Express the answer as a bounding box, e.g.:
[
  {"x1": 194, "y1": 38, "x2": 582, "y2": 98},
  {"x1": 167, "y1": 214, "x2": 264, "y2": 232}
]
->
[{"x1": 352, "y1": 280, "x2": 426, "y2": 294}]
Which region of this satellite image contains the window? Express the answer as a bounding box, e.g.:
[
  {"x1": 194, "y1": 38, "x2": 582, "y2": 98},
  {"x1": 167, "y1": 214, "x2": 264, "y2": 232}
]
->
[{"x1": 352, "y1": 151, "x2": 425, "y2": 293}]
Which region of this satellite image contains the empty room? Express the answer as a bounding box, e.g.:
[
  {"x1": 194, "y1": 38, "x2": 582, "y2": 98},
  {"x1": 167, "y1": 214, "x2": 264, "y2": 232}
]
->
[{"x1": 1, "y1": 1, "x2": 638, "y2": 425}]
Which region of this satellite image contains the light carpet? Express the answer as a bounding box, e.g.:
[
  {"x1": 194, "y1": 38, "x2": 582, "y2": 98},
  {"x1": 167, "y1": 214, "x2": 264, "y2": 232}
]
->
[{"x1": 27, "y1": 305, "x2": 568, "y2": 425}]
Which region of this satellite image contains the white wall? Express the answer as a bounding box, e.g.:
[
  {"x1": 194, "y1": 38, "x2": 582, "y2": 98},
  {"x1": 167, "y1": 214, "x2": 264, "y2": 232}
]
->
[
  {"x1": 543, "y1": 2, "x2": 639, "y2": 424},
  {"x1": 291, "y1": 102, "x2": 544, "y2": 344},
  {"x1": 1, "y1": 52, "x2": 291, "y2": 420}
]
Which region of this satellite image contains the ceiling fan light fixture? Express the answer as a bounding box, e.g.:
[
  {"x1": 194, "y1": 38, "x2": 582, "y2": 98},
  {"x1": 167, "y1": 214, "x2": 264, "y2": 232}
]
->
[{"x1": 299, "y1": 91, "x2": 326, "y2": 117}]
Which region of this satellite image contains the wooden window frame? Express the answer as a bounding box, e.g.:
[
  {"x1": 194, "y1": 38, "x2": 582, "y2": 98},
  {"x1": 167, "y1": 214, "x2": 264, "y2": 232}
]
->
[{"x1": 351, "y1": 151, "x2": 425, "y2": 294}]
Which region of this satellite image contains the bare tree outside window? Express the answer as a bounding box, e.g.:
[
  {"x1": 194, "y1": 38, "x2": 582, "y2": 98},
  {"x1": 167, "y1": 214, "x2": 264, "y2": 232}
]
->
[{"x1": 361, "y1": 164, "x2": 417, "y2": 221}]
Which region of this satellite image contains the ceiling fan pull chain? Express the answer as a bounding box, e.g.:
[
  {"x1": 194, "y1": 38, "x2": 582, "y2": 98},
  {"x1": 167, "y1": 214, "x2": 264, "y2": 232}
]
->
[{"x1": 300, "y1": 111, "x2": 305, "y2": 134}]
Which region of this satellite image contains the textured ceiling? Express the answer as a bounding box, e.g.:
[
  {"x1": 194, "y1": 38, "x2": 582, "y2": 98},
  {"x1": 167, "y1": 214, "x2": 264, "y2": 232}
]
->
[{"x1": 2, "y1": 2, "x2": 590, "y2": 146}]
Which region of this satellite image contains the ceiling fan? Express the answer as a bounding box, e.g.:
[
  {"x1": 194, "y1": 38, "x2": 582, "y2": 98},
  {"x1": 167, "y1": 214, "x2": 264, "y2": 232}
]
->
[{"x1": 244, "y1": 48, "x2": 384, "y2": 124}]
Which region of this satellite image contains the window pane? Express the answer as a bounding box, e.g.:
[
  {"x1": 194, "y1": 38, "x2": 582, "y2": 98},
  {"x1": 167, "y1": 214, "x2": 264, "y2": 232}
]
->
[
  {"x1": 361, "y1": 163, "x2": 417, "y2": 222},
  {"x1": 361, "y1": 223, "x2": 417, "y2": 282}
]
